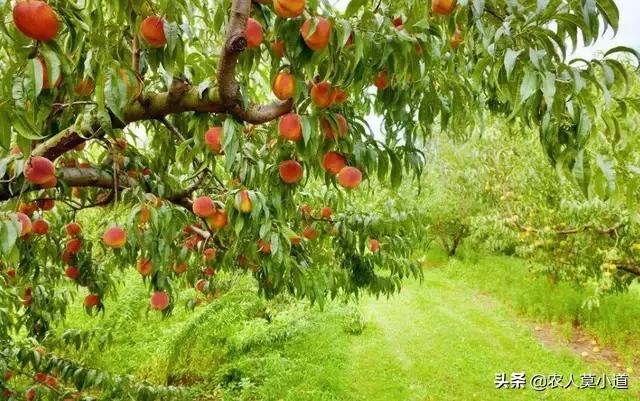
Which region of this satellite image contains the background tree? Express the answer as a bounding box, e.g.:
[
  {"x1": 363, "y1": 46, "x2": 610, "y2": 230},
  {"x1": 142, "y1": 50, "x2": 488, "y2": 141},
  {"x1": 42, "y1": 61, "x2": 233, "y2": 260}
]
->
[{"x1": 0, "y1": 0, "x2": 637, "y2": 399}]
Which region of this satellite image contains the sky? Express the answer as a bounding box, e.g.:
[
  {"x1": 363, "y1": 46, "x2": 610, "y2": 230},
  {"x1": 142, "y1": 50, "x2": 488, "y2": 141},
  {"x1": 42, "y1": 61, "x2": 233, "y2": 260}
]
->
[{"x1": 332, "y1": 0, "x2": 640, "y2": 59}]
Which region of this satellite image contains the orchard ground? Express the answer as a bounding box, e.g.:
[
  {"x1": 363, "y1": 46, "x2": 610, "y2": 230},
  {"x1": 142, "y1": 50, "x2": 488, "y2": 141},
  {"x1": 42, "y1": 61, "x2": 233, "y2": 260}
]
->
[{"x1": 63, "y1": 247, "x2": 640, "y2": 401}]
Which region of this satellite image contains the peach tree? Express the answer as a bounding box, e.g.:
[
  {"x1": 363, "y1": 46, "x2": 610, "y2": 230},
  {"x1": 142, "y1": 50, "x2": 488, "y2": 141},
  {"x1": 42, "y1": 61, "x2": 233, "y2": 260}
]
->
[{"x1": 0, "y1": 0, "x2": 637, "y2": 399}]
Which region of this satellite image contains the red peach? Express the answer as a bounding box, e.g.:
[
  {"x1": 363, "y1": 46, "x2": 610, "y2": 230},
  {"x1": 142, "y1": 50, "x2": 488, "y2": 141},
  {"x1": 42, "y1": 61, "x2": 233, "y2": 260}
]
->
[
  {"x1": 273, "y1": 0, "x2": 305, "y2": 18},
  {"x1": 432, "y1": 0, "x2": 457, "y2": 16},
  {"x1": 15, "y1": 212, "x2": 32, "y2": 237},
  {"x1": 321, "y1": 207, "x2": 332, "y2": 219},
  {"x1": 150, "y1": 291, "x2": 170, "y2": 311},
  {"x1": 271, "y1": 40, "x2": 285, "y2": 58},
  {"x1": 303, "y1": 226, "x2": 318, "y2": 240},
  {"x1": 374, "y1": 71, "x2": 388, "y2": 90},
  {"x1": 137, "y1": 259, "x2": 152, "y2": 276},
  {"x1": 273, "y1": 72, "x2": 296, "y2": 100},
  {"x1": 13, "y1": 0, "x2": 59, "y2": 41},
  {"x1": 370, "y1": 239, "x2": 380, "y2": 253},
  {"x1": 311, "y1": 81, "x2": 335, "y2": 109},
  {"x1": 300, "y1": 17, "x2": 331, "y2": 51},
  {"x1": 239, "y1": 190, "x2": 252, "y2": 213},
  {"x1": 140, "y1": 16, "x2": 166, "y2": 47},
  {"x1": 65, "y1": 238, "x2": 82, "y2": 254},
  {"x1": 65, "y1": 266, "x2": 80, "y2": 280},
  {"x1": 245, "y1": 18, "x2": 263, "y2": 49},
  {"x1": 192, "y1": 196, "x2": 216, "y2": 218},
  {"x1": 65, "y1": 222, "x2": 81, "y2": 237},
  {"x1": 278, "y1": 113, "x2": 302, "y2": 141},
  {"x1": 258, "y1": 239, "x2": 271, "y2": 254},
  {"x1": 24, "y1": 156, "x2": 55, "y2": 185},
  {"x1": 102, "y1": 226, "x2": 127, "y2": 248},
  {"x1": 279, "y1": 160, "x2": 303, "y2": 184},
  {"x1": 84, "y1": 294, "x2": 99, "y2": 308},
  {"x1": 322, "y1": 114, "x2": 348, "y2": 140},
  {"x1": 337, "y1": 166, "x2": 362, "y2": 189},
  {"x1": 32, "y1": 218, "x2": 49, "y2": 235},
  {"x1": 322, "y1": 151, "x2": 347, "y2": 175}
]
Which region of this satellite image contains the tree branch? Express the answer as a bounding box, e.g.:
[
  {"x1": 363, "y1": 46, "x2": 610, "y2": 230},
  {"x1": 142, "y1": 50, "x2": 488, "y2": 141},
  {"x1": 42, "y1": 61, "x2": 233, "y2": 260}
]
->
[{"x1": 218, "y1": 0, "x2": 251, "y2": 105}]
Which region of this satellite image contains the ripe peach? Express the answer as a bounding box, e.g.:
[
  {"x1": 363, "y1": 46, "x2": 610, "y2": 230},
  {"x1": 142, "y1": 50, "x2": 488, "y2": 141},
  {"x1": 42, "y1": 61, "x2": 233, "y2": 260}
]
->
[
  {"x1": 102, "y1": 226, "x2": 126, "y2": 248},
  {"x1": 192, "y1": 196, "x2": 216, "y2": 218},
  {"x1": 207, "y1": 210, "x2": 228, "y2": 229},
  {"x1": 18, "y1": 202, "x2": 37, "y2": 216},
  {"x1": 84, "y1": 294, "x2": 99, "y2": 308},
  {"x1": 65, "y1": 266, "x2": 80, "y2": 280},
  {"x1": 370, "y1": 239, "x2": 380, "y2": 253},
  {"x1": 239, "y1": 190, "x2": 252, "y2": 213},
  {"x1": 24, "y1": 287, "x2": 32, "y2": 306},
  {"x1": 337, "y1": 166, "x2": 362, "y2": 189},
  {"x1": 204, "y1": 126, "x2": 223, "y2": 154},
  {"x1": 278, "y1": 113, "x2": 302, "y2": 141},
  {"x1": 393, "y1": 16, "x2": 403, "y2": 30},
  {"x1": 303, "y1": 226, "x2": 318, "y2": 240},
  {"x1": 150, "y1": 291, "x2": 170, "y2": 311},
  {"x1": 450, "y1": 29, "x2": 463, "y2": 48},
  {"x1": 39, "y1": 175, "x2": 57, "y2": 189},
  {"x1": 65, "y1": 222, "x2": 81, "y2": 237},
  {"x1": 203, "y1": 247, "x2": 217, "y2": 261},
  {"x1": 322, "y1": 114, "x2": 348, "y2": 140},
  {"x1": 37, "y1": 198, "x2": 55, "y2": 211},
  {"x1": 311, "y1": 81, "x2": 335, "y2": 109},
  {"x1": 13, "y1": 0, "x2": 59, "y2": 41},
  {"x1": 137, "y1": 259, "x2": 152, "y2": 276},
  {"x1": 274, "y1": 0, "x2": 305, "y2": 18},
  {"x1": 195, "y1": 279, "x2": 208, "y2": 293},
  {"x1": 61, "y1": 250, "x2": 73, "y2": 264},
  {"x1": 15, "y1": 212, "x2": 32, "y2": 237},
  {"x1": 320, "y1": 207, "x2": 332, "y2": 219},
  {"x1": 322, "y1": 151, "x2": 347, "y2": 175},
  {"x1": 333, "y1": 87, "x2": 348, "y2": 104},
  {"x1": 432, "y1": 0, "x2": 457, "y2": 16},
  {"x1": 245, "y1": 18, "x2": 263, "y2": 49},
  {"x1": 300, "y1": 203, "x2": 312, "y2": 216},
  {"x1": 32, "y1": 218, "x2": 49, "y2": 235},
  {"x1": 290, "y1": 235, "x2": 302, "y2": 245},
  {"x1": 25, "y1": 387, "x2": 37, "y2": 401},
  {"x1": 279, "y1": 160, "x2": 303, "y2": 184},
  {"x1": 37, "y1": 56, "x2": 62, "y2": 89},
  {"x1": 75, "y1": 78, "x2": 95, "y2": 97},
  {"x1": 34, "y1": 372, "x2": 47, "y2": 383},
  {"x1": 65, "y1": 238, "x2": 82, "y2": 254},
  {"x1": 140, "y1": 16, "x2": 166, "y2": 48},
  {"x1": 7, "y1": 269, "x2": 17, "y2": 279},
  {"x1": 271, "y1": 40, "x2": 285, "y2": 58},
  {"x1": 24, "y1": 156, "x2": 55, "y2": 185},
  {"x1": 173, "y1": 262, "x2": 188, "y2": 274},
  {"x1": 301, "y1": 17, "x2": 331, "y2": 51},
  {"x1": 203, "y1": 267, "x2": 216, "y2": 277},
  {"x1": 258, "y1": 239, "x2": 271, "y2": 254},
  {"x1": 374, "y1": 71, "x2": 388, "y2": 90},
  {"x1": 273, "y1": 72, "x2": 296, "y2": 100},
  {"x1": 44, "y1": 375, "x2": 58, "y2": 388}
]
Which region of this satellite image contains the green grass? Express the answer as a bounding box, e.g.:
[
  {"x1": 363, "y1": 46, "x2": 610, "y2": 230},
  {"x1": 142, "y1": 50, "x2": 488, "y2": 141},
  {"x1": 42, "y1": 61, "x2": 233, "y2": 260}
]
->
[{"x1": 59, "y1": 254, "x2": 640, "y2": 400}]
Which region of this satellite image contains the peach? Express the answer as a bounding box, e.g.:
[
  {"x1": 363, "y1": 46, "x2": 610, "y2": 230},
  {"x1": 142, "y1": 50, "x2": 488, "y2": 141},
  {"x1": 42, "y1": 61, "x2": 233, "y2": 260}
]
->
[
  {"x1": 25, "y1": 387, "x2": 37, "y2": 401},
  {"x1": 19, "y1": 202, "x2": 37, "y2": 216},
  {"x1": 139, "y1": 204, "x2": 150, "y2": 225},
  {"x1": 393, "y1": 16, "x2": 403, "y2": 29},
  {"x1": 311, "y1": 81, "x2": 335, "y2": 109},
  {"x1": 322, "y1": 151, "x2": 347, "y2": 175},
  {"x1": 300, "y1": 203, "x2": 312, "y2": 216},
  {"x1": 204, "y1": 126, "x2": 223, "y2": 154},
  {"x1": 449, "y1": 29, "x2": 463, "y2": 48},
  {"x1": 290, "y1": 235, "x2": 302, "y2": 245},
  {"x1": 37, "y1": 199, "x2": 55, "y2": 210},
  {"x1": 140, "y1": 16, "x2": 166, "y2": 48},
  {"x1": 432, "y1": 0, "x2": 457, "y2": 15},
  {"x1": 207, "y1": 210, "x2": 228, "y2": 229},
  {"x1": 15, "y1": 212, "x2": 32, "y2": 237},
  {"x1": 195, "y1": 279, "x2": 208, "y2": 293},
  {"x1": 3, "y1": 370, "x2": 13, "y2": 381},
  {"x1": 320, "y1": 207, "x2": 332, "y2": 219},
  {"x1": 13, "y1": 0, "x2": 59, "y2": 41},
  {"x1": 84, "y1": 294, "x2": 99, "y2": 308},
  {"x1": 102, "y1": 226, "x2": 126, "y2": 248},
  {"x1": 24, "y1": 287, "x2": 32, "y2": 306},
  {"x1": 39, "y1": 175, "x2": 57, "y2": 189},
  {"x1": 150, "y1": 291, "x2": 170, "y2": 311},
  {"x1": 65, "y1": 266, "x2": 80, "y2": 280},
  {"x1": 173, "y1": 262, "x2": 188, "y2": 274},
  {"x1": 337, "y1": 166, "x2": 362, "y2": 189},
  {"x1": 203, "y1": 267, "x2": 216, "y2": 277},
  {"x1": 239, "y1": 190, "x2": 252, "y2": 213},
  {"x1": 322, "y1": 114, "x2": 348, "y2": 140},
  {"x1": 32, "y1": 218, "x2": 49, "y2": 235},
  {"x1": 272, "y1": 40, "x2": 285, "y2": 58},
  {"x1": 24, "y1": 156, "x2": 55, "y2": 185},
  {"x1": 258, "y1": 239, "x2": 271, "y2": 254},
  {"x1": 273, "y1": 72, "x2": 296, "y2": 100},
  {"x1": 203, "y1": 247, "x2": 217, "y2": 261},
  {"x1": 65, "y1": 222, "x2": 81, "y2": 237},
  {"x1": 65, "y1": 238, "x2": 82, "y2": 254},
  {"x1": 245, "y1": 18, "x2": 263, "y2": 49},
  {"x1": 300, "y1": 17, "x2": 331, "y2": 51},
  {"x1": 278, "y1": 113, "x2": 302, "y2": 141},
  {"x1": 370, "y1": 239, "x2": 380, "y2": 253},
  {"x1": 333, "y1": 87, "x2": 348, "y2": 104},
  {"x1": 274, "y1": 0, "x2": 305, "y2": 18},
  {"x1": 303, "y1": 226, "x2": 318, "y2": 240},
  {"x1": 279, "y1": 160, "x2": 303, "y2": 184},
  {"x1": 374, "y1": 71, "x2": 388, "y2": 90},
  {"x1": 192, "y1": 196, "x2": 216, "y2": 218},
  {"x1": 137, "y1": 259, "x2": 152, "y2": 276},
  {"x1": 61, "y1": 250, "x2": 73, "y2": 264},
  {"x1": 37, "y1": 56, "x2": 62, "y2": 89},
  {"x1": 75, "y1": 78, "x2": 95, "y2": 97}
]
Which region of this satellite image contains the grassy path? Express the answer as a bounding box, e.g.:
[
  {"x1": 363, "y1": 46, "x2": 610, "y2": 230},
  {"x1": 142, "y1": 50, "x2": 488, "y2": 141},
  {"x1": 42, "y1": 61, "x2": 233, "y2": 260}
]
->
[{"x1": 347, "y1": 270, "x2": 638, "y2": 401}]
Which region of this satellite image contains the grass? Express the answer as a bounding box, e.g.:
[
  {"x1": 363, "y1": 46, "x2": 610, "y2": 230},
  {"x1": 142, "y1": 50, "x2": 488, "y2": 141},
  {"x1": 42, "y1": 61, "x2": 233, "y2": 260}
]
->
[{"x1": 59, "y1": 252, "x2": 640, "y2": 400}]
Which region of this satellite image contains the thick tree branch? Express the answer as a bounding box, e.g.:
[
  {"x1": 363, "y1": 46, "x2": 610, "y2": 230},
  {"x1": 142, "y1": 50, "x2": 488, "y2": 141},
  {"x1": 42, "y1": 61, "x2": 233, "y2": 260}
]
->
[{"x1": 218, "y1": 0, "x2": 251, "y2": 105}]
